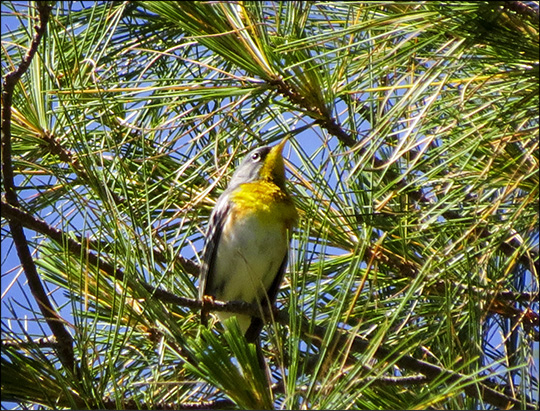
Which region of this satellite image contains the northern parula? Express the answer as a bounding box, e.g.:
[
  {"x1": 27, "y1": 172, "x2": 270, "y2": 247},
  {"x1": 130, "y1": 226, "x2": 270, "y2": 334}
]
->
[{"x1": 199, "y1": 139, "x2": 297, "y2": 342}]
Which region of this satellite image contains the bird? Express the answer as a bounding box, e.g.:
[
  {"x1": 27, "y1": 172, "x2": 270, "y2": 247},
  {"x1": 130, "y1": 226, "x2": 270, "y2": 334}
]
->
[{"x1": 199, "y1": 139, "x2": 297, "y2": 342}]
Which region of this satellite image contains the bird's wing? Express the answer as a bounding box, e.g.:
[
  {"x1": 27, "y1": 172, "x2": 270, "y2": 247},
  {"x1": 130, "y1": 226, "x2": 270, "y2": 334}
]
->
[{"x1": 198, "y1": 193, "x2": 231, "y2": 300}]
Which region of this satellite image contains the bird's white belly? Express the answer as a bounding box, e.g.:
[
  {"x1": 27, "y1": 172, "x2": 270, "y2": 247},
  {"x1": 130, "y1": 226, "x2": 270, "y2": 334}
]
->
[
  {"x1": 216, "y1": 213, "x2": 286, "y2": 301},
  {"x1": 211, "y1": 212, "x2": 287, "y2": 332}
]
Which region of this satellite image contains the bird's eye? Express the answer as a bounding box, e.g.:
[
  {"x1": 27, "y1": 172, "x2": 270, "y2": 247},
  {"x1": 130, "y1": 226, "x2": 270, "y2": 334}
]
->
[{"x1": 251, "y1": 152, "x2": 261, "y2": 161}]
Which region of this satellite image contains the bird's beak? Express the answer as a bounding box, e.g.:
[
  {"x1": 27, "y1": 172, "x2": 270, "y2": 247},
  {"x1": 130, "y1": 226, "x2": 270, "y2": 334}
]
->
[
  {"x1": 262, "y1": 139, "x2": 288, "y2": 185},
  {"x1": 273, "y1": 138, "x2": 288, "y2": 156}
]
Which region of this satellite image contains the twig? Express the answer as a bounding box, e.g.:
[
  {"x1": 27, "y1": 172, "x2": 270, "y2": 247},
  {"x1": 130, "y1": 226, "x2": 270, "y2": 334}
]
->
[
  {"x1": 2, "y1": 336, "x2": 59, "y2": 349},
  {"x1": 503, "y1": 1, "x2": 540, "y2": 23},
  {"x1": 1, "y1": 1, "x2": 77, "y2": 375},
  {"x1": 1, "y1": 200, "x2": 199, "y2": 277},
  {"x1": 99, "y1": 398, "x2": 235, "y2": 410},
  {"x1": 308, "y1": 323, "x2": 535, "y2": 410},
  {"x1": 269, "y1": 77, "x2": 357, "y2": 147}
]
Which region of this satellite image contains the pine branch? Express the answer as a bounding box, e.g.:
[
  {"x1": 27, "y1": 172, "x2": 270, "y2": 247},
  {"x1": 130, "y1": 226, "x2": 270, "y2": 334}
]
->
[{"x1": 1, "y1": 1, "x2": 77, "y2": 376}]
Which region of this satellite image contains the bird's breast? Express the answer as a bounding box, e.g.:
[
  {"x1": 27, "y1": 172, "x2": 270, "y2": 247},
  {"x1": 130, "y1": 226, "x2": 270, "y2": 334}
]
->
[{"x1": 209, "y1": 181, "x2": 296, "y2": 302}]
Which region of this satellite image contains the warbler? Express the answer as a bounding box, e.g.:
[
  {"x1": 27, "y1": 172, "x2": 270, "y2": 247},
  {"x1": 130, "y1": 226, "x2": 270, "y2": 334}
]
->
[{"x1": 199, "y1": 139, "x2": 297, "y2": 342}]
